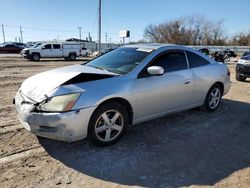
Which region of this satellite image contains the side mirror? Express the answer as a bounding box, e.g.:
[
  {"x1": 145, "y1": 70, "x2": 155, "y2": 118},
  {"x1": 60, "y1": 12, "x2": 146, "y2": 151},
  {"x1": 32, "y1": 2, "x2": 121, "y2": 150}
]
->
[
  {"x1": 42, "y1": 46, "x2": 45, "y2": 49},
  {"x1": 147, "y1": 66, "x2": 164, "y2": 76}
]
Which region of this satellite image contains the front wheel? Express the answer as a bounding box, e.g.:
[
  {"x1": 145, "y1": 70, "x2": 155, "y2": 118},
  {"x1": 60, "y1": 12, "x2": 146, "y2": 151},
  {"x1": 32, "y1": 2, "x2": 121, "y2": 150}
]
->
[
  {"x1": 31, "y1": 53, "x2": 40, "y2": 61},
  {"x1": 88, "y1": 102, "x2": 128, "y2": 146},
  {"x1": 201, "y1": 84, "x2": 222, "y2": 112}
]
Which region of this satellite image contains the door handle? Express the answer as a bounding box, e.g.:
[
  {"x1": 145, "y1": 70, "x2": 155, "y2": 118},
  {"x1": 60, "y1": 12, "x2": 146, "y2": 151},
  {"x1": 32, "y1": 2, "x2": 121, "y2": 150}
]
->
[{"x1": 185, "y1": 79, "x2": 191, "y2": 84}]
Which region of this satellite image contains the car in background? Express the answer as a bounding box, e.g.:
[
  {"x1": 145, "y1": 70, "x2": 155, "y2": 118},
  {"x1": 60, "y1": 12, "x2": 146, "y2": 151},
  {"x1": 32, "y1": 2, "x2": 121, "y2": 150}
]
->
[
  {"x1": 21, "y1": 42, "x2": 83, "y2": 61},
  {"x1": 14, "y1": 44, "x2": 231, "y2": 146},
  {"x1": 0, "y1": 44, "x2": 24, "y2": 53},
  {"x1": 236, "y1": 55, "x2": 250, "y2": 81},
  {"x1": 242, "y1": 52, "x2": 250, "y2": 57},
  {"x1": 93, "y1": 48, "x2": 115, "y2": 56},
  {"x1": 81, "y1": 47, "x2": 92, "y2": 57}
]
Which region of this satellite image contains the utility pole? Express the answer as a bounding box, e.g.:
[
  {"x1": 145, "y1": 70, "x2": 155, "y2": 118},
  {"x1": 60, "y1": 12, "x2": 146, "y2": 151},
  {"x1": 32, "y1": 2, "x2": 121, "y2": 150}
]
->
[
  {"x1": 20, "y1": 26, "x2": 23, "y2": 43},
  {"x1": 105, "y1": 32, "x2": 107, "y2": 44},
  {"x1": 78, "y1": 27, "x2": 82, "y2": 40},
  {"x1": 88, "y1": 32, "x2": 91, "y2": 42},
  {"x1": 2, "y1": 24, "x2": 5, "y2": 43},
  {"x1": 98, "y1": 0, "x2": 101, "y2": 54}
]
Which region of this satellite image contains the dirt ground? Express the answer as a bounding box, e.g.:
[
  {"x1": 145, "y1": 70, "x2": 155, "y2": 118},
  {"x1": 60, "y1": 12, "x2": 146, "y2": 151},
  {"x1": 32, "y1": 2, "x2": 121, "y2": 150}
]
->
[{"x1": 0, "y1": 55, "x2": 249, "y2": 188}]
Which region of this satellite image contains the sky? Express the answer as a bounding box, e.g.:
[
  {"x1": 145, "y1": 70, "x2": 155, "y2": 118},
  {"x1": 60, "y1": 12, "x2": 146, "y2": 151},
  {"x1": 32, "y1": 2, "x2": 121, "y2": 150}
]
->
[{"x1": 0, "y1": 0, "x2": 250, "y2": 43}]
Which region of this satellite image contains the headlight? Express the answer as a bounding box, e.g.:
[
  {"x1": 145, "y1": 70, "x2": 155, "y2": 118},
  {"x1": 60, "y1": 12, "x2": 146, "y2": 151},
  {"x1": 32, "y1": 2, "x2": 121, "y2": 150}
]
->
[{"x1": 36, "y1": 93, "x2": 81, "y2": 112}]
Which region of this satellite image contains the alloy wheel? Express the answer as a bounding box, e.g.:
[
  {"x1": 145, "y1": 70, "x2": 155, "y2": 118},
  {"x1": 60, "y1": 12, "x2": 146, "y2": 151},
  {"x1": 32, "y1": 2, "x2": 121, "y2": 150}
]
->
[
  {"x1": 208, "y1": 88, "x2": 221, "y2": 109},
  {"x1": 94, "y1": 110, "x2": 124, "y2": 142}
]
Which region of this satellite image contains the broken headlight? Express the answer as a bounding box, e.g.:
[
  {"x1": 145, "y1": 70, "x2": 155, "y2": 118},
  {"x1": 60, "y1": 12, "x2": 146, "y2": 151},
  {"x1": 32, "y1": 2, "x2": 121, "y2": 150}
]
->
[{"x1": 36, "y1": 93, "x2": 81, "y2": 112}]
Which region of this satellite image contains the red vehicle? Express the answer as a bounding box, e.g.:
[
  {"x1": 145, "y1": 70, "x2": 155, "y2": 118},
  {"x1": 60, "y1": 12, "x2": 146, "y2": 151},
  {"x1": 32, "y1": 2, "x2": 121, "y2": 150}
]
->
[{"x1": 0, "y1": 44, "x2": 24, "y2": 53}]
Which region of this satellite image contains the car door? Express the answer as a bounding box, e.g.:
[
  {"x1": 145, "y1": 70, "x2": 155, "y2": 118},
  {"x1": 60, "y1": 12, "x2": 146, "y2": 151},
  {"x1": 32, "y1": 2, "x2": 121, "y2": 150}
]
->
[
  {"x1": 41, "y1": 44, "x2": 52, "y2": 57},
  {"x1": 185, "y1": 50, "x2": 212, "y2": 103},
  {"x1": 52, "y1": 44, "x2": 62, "y2": 57},
  {"x1": 130, "y1": 50, "x2": 195, "y2": 122}
]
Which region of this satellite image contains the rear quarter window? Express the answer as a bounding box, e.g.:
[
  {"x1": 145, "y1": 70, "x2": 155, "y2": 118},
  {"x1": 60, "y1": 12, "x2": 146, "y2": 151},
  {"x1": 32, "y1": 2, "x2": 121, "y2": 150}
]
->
[{"x1": 186, "y1": 51, "x2": 210, "y2": 68}]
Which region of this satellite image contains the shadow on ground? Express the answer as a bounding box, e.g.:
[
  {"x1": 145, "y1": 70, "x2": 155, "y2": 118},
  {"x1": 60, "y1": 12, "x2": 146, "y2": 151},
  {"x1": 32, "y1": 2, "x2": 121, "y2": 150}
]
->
[{"x1": 39, "y1": 99, "x2": 250, "y2": 187}]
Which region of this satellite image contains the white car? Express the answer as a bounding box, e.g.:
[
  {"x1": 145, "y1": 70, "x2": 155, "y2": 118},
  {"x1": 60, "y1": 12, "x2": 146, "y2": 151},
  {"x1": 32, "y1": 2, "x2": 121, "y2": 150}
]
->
[{"x1": 81, "y1": 47, "x2": 92, "y2": 57}]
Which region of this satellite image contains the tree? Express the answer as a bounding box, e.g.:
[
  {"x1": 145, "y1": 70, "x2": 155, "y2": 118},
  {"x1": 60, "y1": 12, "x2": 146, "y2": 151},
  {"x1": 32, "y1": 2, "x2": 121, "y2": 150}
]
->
[{"x1": 144, "y1": 14, "x2": 226, "y2": 45}]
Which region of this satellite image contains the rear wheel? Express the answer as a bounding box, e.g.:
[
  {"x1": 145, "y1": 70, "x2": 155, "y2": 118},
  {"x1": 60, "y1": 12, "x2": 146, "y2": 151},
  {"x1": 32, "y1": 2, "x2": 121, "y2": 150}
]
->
[
  {"x1": 88, "y1": 102, "x2": 128, "y2": 146},
  {"x1": 201, "y1": 84, "x2": 222, "y2": 112},
  {"x1": 69, "y1": 53, "x2": 76, "y2": 61}
]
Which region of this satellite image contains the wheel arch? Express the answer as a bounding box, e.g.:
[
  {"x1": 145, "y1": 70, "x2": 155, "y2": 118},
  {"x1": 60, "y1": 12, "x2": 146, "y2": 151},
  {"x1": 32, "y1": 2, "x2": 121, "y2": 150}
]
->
[
  {"x1": 95, "y1": 97, "x2": 133, "y2": 125},
  {"x1": 211, "y1": 81, "x2": 224, "y2": 94}
]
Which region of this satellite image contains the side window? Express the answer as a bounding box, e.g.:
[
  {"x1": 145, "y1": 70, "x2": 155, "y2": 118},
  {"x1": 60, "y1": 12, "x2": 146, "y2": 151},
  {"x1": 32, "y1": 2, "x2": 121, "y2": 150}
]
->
[
  {"x1": 152, "y1": 50, "x2": 188, "y2": 72},
  {"x1": 82, "y1": 47, "x2": 87, "y2": 50},
  {"x1": 43, "y1": 44, "x2": 51, "y2": 49},
  {"x1": 53, "y1": 44, "x2": 61, "y2": 49},
  {"x1": 186, "y1": 51, "x2": 210, "y2": 68}
]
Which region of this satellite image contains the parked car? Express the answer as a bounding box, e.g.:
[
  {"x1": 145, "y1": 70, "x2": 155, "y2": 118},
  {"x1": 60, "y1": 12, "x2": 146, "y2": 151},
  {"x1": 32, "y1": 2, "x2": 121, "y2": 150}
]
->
[
  {"x1": 242, "y1": 52, "x2": 250, "y2": 57},
  {"x1": 93, "y1": 48, "x2": 114, "y2": 56},
  {"x1": 235, "y1": 55, "x2": 250, "y2": 81},
  {"x1": 20, "y1": 42, "x2": 83, "y2": 61},
  {"x1": 14, "y1": 44, "x2": 231, "y2": 146},
  {"x1": 81, "y1": 47, "x2": 92, "y2": 57},
  {"x1": 0, "y1": 44, "x2": 24, "y2": 53}
]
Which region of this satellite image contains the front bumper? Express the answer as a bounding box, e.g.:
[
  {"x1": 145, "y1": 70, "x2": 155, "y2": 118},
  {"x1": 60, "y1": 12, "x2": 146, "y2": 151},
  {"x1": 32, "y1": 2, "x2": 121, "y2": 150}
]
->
[
  {"x1": 15, "y1": 91, "x2": 96, "y2": 142},
  {"x1": 236, "y1": 64, "x2": 250, "y2": 77},
  {"x1": 20, "y1": 50, "x2": 31, "y2": 59}
]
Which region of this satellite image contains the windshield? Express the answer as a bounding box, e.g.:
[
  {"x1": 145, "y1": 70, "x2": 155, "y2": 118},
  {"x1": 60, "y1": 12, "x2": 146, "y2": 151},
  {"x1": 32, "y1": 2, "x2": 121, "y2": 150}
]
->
[{"x1": 86, "y1": 47, "x2": 152, "y2": 74}]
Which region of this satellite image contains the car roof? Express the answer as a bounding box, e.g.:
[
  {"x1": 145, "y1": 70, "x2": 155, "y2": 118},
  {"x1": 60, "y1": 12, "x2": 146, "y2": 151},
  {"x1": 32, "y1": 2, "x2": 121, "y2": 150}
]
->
[{"x1": 124, "y1": 43, "x2": 176, "y2": 50}]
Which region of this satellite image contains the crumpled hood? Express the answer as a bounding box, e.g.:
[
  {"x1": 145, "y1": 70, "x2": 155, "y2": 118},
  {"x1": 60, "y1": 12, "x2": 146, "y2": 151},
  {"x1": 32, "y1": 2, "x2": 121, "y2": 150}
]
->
[{"x1": 20, "y1": 64, "x2": 117, "y2": 102}]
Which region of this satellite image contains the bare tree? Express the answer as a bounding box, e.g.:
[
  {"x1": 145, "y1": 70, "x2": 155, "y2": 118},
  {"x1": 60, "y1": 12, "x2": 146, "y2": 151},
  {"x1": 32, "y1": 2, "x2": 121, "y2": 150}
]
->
[
  {"x1": 230, "y1": 32, "x2": 250, "y2": 46},
  {"x1": 144, "y1": 14, "x2": 226, "y2": 45}
]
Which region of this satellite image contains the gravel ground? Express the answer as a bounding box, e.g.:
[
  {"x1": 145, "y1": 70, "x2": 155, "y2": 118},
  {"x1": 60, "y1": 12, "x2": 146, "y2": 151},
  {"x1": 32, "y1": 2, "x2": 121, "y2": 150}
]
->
[{"x1": 0, "y1": 55, "x2": 249, "y2": 188}]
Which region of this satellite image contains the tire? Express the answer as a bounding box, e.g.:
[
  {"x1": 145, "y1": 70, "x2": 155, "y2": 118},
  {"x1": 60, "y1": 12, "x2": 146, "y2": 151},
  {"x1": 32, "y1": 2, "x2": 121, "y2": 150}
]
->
[
  {"x1": 69, "y1": 53, "x2": 76, "y2": 61},
  {"x1": 236, "y1": 73, "x2": 246, "y2": 82},
  {"x1": 88, "y1": 102, "x2": 129, "y2": 146},
  {"x1": 201, "y1": 84, "x2": 222, "y2": 112},
  {"x1": 31, "y1": 53, "x2": 40, "y2": 61}
]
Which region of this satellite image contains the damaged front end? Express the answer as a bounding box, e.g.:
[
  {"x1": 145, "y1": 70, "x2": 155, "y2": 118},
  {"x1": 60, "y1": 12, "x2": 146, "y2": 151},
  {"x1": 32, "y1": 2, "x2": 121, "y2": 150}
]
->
[
  {"x1": 14, "y1": 88, "x2": 96, "y2": 142},
  {"x1": 14, "y1": 64, "x2": 118, "y2": 142}
]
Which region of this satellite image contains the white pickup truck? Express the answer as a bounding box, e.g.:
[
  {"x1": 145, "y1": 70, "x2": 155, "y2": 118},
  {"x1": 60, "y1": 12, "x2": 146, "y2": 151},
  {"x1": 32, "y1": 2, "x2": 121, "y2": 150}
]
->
[{"x1": 21, "y1": 42, "x2": 91, "y2": 61}]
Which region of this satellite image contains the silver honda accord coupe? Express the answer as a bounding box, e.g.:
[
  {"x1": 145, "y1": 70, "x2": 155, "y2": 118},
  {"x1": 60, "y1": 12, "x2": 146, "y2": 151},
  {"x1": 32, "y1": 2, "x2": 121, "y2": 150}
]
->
[{"x1": 14, "y1": 44, "x2": 231, "y2": 145}]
